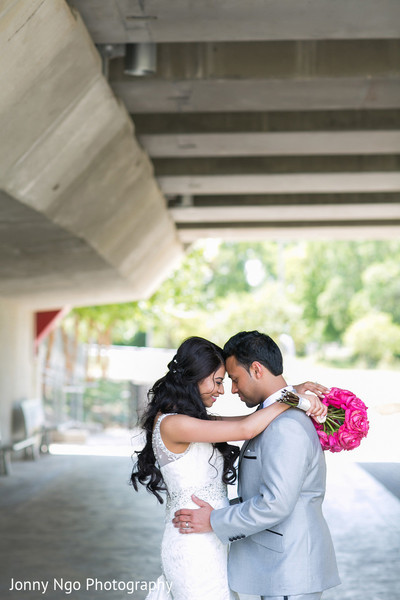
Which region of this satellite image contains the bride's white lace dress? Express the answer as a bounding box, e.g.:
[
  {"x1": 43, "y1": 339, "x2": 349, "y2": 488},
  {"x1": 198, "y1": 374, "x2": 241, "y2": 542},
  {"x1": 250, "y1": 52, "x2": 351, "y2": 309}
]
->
[{"x1": 147, "y1": 413, "x2": 238, "y2": 600}]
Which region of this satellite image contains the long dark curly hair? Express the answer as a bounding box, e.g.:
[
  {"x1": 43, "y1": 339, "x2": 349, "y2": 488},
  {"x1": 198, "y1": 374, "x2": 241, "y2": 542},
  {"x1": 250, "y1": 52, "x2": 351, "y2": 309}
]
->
[{"x1": 130, "y1": 336, "x2": 240, "y2": 502}]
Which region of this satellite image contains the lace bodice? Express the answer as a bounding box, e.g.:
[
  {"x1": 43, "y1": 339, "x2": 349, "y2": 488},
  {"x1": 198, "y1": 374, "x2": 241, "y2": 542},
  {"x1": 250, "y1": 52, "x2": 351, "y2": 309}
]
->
[
  {"x1": 152, "y1": 413, "x2": 191, "y2": 467},
  {"x1": 147, "y1": 413, "x2": 237, "y2": 600},
  {"x1": 152, "y1": 413, "x2": 228, "y2": 520}
]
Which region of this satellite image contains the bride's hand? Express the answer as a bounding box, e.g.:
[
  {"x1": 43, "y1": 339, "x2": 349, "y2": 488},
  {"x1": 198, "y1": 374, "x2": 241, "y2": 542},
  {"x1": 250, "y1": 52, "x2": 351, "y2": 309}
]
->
[
  {"x1": 293, "y1": 381, "x2": 329, "y2": 422},
  {"x1": 294, "y1": 381, "x2": 329, "y2": 398},
  {"x1": 301, "y1": 393, "x2": 328, "y2": 422}
]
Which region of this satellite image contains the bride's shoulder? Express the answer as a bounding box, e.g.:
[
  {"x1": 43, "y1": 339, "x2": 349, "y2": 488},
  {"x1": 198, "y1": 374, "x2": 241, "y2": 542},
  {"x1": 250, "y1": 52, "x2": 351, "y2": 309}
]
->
[
  {"x1": 158, "y1": 412, "x2": 197, "y2": 431},
  {"x1": 152, "y1": 411, "x2": 169, "y2": 432},
  {"x1": 153, "y1": 411, "x2": 182, "y2": 430}
]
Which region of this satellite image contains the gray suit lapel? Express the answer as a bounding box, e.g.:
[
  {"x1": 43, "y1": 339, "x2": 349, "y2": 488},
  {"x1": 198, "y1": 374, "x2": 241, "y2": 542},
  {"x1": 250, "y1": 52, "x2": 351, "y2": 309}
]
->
[
  {"x1": 238, "y1": 438, "x2": 252, "y2": 468},
  {"x1": 238, "y1": 403, "x2": 263, "y2": 468}
]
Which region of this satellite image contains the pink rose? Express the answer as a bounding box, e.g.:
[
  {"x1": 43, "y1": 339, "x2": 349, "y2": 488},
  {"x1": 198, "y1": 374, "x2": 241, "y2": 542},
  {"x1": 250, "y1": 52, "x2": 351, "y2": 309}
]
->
[
  {"x1": 328, "y1": 432, "x2": 343, "y2": 453},
  {"x1": 297, "y1": 386, "x2": 368, "y2": 452},
  {"x1": 313, "y1": 419, "x2": 324, "y2": 431},
  {"x1": 345, "y1": 409, "x2": 369, "y2": 436},
  {"x1": 317, "y1": 430, "x2": 330, "y2": 451},
  {"x1": 348, "y1": 397, "x2": 368, "y2": 411},
  {"x1": 337, "y1": 427, "x2": 362, "y2": 451},
  {"x1": 323, "y1": 389, "x2": 343, "y2": 409},
  {"x1": 327, "y1": 388, "x2": 364, "y2": 411}
]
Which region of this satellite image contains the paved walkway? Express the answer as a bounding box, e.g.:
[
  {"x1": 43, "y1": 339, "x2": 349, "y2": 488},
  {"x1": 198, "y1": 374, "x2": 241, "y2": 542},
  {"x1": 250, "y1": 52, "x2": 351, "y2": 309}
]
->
[{"x1": 1, "y1": 425, "x2": 399, "y2": 600}]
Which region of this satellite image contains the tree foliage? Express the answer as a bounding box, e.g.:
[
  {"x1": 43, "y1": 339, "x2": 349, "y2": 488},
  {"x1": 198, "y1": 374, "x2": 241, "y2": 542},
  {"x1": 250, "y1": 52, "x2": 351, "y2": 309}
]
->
[{"x1": 67, "y1": 239, "x2": 400, "y2": 367}]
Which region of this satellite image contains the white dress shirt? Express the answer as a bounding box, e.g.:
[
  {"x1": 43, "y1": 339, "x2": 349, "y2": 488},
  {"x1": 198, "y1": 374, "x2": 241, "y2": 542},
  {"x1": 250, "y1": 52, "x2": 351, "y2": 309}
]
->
[{"x1": 261, "y1": 385, "x2": 295, "y2": 409}]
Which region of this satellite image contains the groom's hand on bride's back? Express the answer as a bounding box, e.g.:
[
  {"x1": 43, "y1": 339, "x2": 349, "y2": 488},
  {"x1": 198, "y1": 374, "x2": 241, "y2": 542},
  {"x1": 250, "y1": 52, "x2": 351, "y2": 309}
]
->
[{"x1": 173, "y1": 495, "x2": 213, "y2": 534}]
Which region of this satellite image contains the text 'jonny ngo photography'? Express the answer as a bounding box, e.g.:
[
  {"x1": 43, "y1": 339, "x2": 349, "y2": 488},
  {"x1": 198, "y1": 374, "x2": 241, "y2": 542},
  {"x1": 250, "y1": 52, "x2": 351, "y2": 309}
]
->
[{"x1": 8, "y1": 578, "x2": 172, "y2": 596}]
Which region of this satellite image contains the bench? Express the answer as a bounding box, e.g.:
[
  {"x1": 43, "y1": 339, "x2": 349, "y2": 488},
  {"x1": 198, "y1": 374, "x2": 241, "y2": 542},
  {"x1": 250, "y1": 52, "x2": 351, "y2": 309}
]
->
[
  {"x1": 0, "y1": 398, "x2": 47, "y2": 475},
  {"x1": 0, "y1": 431, "x2": 11, "y2": 475}
]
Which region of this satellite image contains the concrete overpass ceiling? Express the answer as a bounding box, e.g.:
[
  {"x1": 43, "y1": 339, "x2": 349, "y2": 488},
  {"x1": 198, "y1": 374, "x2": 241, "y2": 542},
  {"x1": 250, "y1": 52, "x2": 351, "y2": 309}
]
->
[
  {"x1": 109, "y1": 39, "x2": 400, "y2": 113},
  {"x1": 67, "y1": 1, "x2": 400, "y2": 43},
  {"x1": 0, "y1": 0, "x2": 182, "y2": 306},
  {"x1": 0, "y1": 190, "x2": 115, "y2": 298},
  {"x1": 0, "y1": 190, "x2": 178, "y2": 309},
  {"x1": 1, "y1": 1, "x2": 400, "y2": 307},
  {"x1": 68, "y1": 0, "x2": 400, "y2": 243}
]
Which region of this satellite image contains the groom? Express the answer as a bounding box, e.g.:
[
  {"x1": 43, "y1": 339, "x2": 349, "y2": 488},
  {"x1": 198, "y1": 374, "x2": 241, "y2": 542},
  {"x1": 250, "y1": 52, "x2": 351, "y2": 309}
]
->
[{"x1": 173, "y1": 330, "x2": 341, "y2": 600}]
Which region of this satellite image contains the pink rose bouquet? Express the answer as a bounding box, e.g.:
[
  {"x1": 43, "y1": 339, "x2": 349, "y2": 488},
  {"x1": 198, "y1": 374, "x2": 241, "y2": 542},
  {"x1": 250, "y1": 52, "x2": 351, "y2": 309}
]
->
[{"x1": 278, "y1": 387, "x2": 369, "y2": 453}]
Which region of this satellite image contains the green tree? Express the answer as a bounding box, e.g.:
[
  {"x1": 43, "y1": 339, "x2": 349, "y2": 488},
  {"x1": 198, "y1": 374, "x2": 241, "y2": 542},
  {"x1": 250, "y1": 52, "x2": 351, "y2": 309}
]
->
[
  {"x1": 61, "y1": 239, "x2": 400, "y2": 367},
  {"x1": 344, "y1": 312, "x2": 400, "y2": 366},
  {"x1": 287, "y1": 241, "x2": 400, "y2": 346},
  {"x1": 350, "y1": 260, "x2": 400, "y2": 324}
]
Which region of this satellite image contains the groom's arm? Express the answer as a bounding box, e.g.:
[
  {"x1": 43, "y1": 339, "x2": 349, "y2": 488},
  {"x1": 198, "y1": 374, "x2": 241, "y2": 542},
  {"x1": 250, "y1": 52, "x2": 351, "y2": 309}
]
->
[
  {"x1": 210, "y1": 415, "x2": 314, "y2": 544},
  {"x1": 174, "y1": 413, "x2": 315, "y2": 539}
]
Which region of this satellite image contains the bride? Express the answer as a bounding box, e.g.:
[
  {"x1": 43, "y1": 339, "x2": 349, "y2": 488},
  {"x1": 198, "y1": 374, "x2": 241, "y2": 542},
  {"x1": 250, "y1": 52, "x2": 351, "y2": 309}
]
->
[{"x1": 131, "y1": 337, "x2": 326, "y2": 600}]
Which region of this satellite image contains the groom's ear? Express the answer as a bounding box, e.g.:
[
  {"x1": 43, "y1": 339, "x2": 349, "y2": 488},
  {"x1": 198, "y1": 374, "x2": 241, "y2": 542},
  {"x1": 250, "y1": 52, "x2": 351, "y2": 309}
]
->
[{"x1": 250, "y1": 361, "x2": 264, "y2": 379}]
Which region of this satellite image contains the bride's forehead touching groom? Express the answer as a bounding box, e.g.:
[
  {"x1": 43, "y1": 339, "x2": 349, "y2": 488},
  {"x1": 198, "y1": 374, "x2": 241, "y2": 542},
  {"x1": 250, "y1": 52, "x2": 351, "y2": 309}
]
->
[{"x1": 173, "y1": 330, "x2": 340, "y2": 600}]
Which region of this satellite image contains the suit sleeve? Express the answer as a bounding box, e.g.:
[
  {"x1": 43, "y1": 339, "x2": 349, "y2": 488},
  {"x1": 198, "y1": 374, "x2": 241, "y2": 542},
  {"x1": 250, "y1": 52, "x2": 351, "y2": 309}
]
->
[{"x1": 210, "y1": 414, "x2": 314, "y2": 544}]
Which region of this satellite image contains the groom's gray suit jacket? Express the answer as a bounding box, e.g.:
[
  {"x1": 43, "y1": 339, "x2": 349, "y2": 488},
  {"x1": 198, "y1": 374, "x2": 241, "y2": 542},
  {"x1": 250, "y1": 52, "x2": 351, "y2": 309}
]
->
[{"x1": 210, "y1": 408, "x2": 341, "y2": 597}]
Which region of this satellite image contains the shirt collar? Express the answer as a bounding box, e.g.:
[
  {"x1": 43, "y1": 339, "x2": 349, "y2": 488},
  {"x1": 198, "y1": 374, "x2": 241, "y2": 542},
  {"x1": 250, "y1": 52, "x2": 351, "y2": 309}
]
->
[{"x1": 261, "y1": 385, "x2": 295, "y2": 409}]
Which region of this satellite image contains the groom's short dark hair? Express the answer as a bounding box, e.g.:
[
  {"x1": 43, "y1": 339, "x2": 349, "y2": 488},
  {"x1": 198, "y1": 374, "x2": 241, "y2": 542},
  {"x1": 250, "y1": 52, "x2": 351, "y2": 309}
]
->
[{"x1": 223, "y1": 330, "x2": 283, "y2": 376}]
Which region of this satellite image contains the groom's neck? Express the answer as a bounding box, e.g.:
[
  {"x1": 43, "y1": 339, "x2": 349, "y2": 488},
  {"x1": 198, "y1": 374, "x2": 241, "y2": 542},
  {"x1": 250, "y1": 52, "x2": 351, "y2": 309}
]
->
[{"x1": 263, "y1": 374, "x2": 287, "y2": 399}]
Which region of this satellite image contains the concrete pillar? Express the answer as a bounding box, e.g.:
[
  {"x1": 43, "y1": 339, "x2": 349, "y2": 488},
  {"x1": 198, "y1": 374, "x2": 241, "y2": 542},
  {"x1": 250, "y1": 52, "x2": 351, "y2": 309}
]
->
[{"x1": 0, "y1": 300, "x2": 34, "y2": 445}]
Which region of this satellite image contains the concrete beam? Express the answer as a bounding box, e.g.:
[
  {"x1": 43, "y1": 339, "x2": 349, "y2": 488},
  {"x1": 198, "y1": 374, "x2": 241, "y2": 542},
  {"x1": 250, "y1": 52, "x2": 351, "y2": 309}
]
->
[
  {"x1": 133, "y1": 110, "x2": 400, "y2": 135},
  {"x1": 68, "y1": 1, "x2": 400, "y2": 42},
  {"x1": 110, "y1": 40, "x2": 400, "y2": 81},
  {"x1": 153, "y1": 155, "x2": 399, "y2": 176},
  {"x1": 139, "y1": 131, "x2": 400, "y2": 158},
  {"x1": 0, "y1": 0, "x2": 182, "y2": 305},
  {"x1": 158, "y1": 173, "x2": 400, "y2": 195},
  {"x1": 0, "y1": 190, "x2": 183, "y2": 308},
  {"x1": 111, "y1": 77, "x2": 400, "y2": 113},
  {"x1": 176, "y1": 224, "x2": 400, "y2": 244},
  {"x1": 170, "y1": 203, "x2": 400, "y2": 223},
  {"x1": 173, "y1": 192, "x2": 400, "y2": 207}
]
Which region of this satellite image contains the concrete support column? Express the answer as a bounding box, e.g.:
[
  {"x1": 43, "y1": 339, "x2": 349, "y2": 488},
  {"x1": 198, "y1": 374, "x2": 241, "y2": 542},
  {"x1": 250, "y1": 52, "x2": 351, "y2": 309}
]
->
[{"x1": 0, "y1": 300, "x2": 34, "y2": 445}]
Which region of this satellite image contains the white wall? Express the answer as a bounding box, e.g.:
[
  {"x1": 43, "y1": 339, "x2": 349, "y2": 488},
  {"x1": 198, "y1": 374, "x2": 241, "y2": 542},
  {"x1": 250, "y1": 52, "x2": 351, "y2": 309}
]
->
[{"x1": 0, "y1": 300, "x2": 35, "y2": 444}]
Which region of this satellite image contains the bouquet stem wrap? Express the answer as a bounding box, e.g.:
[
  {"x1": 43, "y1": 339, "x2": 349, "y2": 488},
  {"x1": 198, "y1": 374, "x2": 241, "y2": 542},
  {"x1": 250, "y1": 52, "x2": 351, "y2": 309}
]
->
[
  {"x1": 294, "y1": 394, "x2": 316, "y2": 413},
  {"x1": 278, "y1": 388, "x2": 369, "y2": 453}
]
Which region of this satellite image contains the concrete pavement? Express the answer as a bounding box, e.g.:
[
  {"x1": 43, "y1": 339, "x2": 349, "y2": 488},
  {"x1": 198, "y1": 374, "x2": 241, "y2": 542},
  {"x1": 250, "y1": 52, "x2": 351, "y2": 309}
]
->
[{"x1": 0, "y1": 433, "x2": 399, "y2": 600}]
